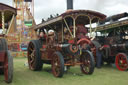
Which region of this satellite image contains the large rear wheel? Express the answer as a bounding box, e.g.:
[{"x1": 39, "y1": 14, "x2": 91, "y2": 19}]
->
[
  {"x1": 52, "y1": 51, "x2": 64, "y2": 77},
  {"x1": 0, "y1": 38, "x2": 13, "y2": 83},
  {"x1": 0, "y1": 38, "x2": 8, "y2": 75},
  {"x1": 115, "y1": 53, "x2": 128, "y2": 71},
  {"x1": 4, "y1": 51, "x2": 13, "y2": 83},
  {"x1": 27, "y1": 40, "x2": 42, "y2": 71},
  {"x1": 80, "y1": 50, "x2": 95, "y2": 75}
]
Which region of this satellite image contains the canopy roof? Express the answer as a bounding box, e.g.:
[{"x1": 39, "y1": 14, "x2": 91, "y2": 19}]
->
[
  {"x1": 61, "y1": 10, "x2": 106, "y2": 19},
  {"x1": 34, "y1": 10, "x2": 106, "y2": 30},
  {"x1": 95, "y1": 19, "x2": 128, "y2": 32},
  {"x1": 0, "y1": 3, "x2": 17, "y2": 23}
]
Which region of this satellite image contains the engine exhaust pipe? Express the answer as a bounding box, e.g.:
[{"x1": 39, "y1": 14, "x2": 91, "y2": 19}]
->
[{"x1": 67, "y1": 0, "x2": 73, "y2": 10}]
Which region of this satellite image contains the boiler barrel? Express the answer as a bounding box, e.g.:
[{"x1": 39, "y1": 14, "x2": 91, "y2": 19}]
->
[{"x1": 112, "y1": 42, "x2": 128, "y2": 50}]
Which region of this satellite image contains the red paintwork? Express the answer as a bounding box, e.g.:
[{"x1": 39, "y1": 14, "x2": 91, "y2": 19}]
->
[
  {"x1": 0, "y1": 51, "x2": 6, "y2": 62},
  {"x1": 62, "y1": 10, "x2": 106, "y2": 19},
  {"x1": 0, "y1": 24, "x2": 2, "y2": 27},
  {"x1": 68, "y1": 40, "x2": 74, "y2": 44},
  {"x1": 77, "y1": 25, "x2": 87, "y2": 33},
  {"x1": 41, "y1": 48, "x2": 54, "y2": 60},
  {"x1": 42, "y1": 45, "x2": 46, "y2": 48},
  {"x1": 115, "y1": 53, "x2": 128, "y2": 71},
  {"x1": 76, "y1": 24, "x2": 88, "y2": 39},
  {"x1": 4, "y1": 54, "x2": 9, "y2": 82},
  {"x1": 77, "y1": 38, "x2": 91, "y2": 45},
  {"x1": 0, "y1": 51, "x2": 9, "y2": 82},
  {"x1": 44, "y1": 34, "x2": 47, "y2": 38},
  {"x1": 103, "y1": 45, "x2": 110, "y2": 48}
]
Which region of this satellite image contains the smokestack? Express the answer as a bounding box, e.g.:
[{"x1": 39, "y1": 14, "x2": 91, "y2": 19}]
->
[{"x1": 67, "y1": 0, "x2": 73, "y2": 10}]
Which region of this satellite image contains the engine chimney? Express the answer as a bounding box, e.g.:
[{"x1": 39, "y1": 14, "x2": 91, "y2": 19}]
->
[{"x1": 67, "y1": 0, "x2": 73, "y2": 10}]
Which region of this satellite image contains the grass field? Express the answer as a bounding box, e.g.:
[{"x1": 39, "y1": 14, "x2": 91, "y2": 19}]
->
[{"x1": 0, "y1": 57, "x2": 128, "y2": 85}]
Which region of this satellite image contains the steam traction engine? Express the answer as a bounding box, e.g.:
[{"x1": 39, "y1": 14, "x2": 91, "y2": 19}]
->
[
  {"x1": 0, "y1": 3, "x2": 15, "y2": 83},
  {"x1": 95, "y1": 12, "x2": 128, "y2": 71},
  {"x1": 27, "y1": 10, "x2": 106, "y2": 77}
]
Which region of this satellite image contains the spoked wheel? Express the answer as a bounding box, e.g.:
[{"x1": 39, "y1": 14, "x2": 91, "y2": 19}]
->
[
  {"x1": 27, "y1": 40, "x2": 42, "y2": 71},
  {"x1": 4, "y1": 51, "x2": 13, "y2": 83},
  {"x1": 115, "y1": 53, "x2": 128, "y2": 71},
  {"x1": 52, "y1": 51, "x2": 64, "y2": 77},
  {"x1": 80, "y1": 50, "x2": 95, "y2": 75}
]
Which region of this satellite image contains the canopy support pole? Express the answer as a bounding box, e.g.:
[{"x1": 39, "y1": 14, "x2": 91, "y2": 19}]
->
[{"x1": 2, "y1": 11, "x2": 5, "y2": 34}]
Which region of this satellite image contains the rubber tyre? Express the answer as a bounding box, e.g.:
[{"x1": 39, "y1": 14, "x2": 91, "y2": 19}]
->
[
  {"x1": 27, "y1": 40, "x2": 42, "y2": 71},
  {"x1": 91, "y1": 40, "x2": 101, "y2": 49},
  {"x1": 52, "y1": 51, "x2": 64, "y2": 77},
  {"x1": 80, "y1": 50, "x2": 95, "y2": 75},
  {"x1": 4, "y1": 51, "x2": 13, "y2": 83},
  {"x1": 91, "y1": 40, "x2": 101, "y2": 64},
  {"x1": 0, "y1": 38, "x2": 8, "y2": 51},
  {"x1": 0, "y1": 38, "x2": 8, "y2": 74}
]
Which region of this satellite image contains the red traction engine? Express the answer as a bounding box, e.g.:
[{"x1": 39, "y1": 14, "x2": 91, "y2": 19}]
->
[
  {"x1": 111, "y1": 43, "x2": 128, "y2": 71},
  {"x1": 27, "y1": 10, "x2": 100, "y2": 77},
  {"x1": 95, "y1": 12, "x2": 128, "y2": 71},
  {"x1": 0, "y1": 3, "x2": 15, "y2": 83}
]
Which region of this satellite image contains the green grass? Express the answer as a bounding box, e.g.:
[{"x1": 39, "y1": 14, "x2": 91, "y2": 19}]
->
[{"x1": 0, "y1": 57, "x2": 128, "y2": 85}]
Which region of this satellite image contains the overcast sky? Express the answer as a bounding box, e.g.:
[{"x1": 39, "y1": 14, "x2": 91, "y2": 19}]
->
[{"x1": 1, "y1": 0, "x2": 128, "y2": 24}]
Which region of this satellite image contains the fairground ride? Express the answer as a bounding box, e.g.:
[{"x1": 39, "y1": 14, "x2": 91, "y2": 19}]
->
[{"x1": 10, "y1": 0, "x2": 36, "y2": 54}]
